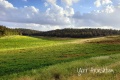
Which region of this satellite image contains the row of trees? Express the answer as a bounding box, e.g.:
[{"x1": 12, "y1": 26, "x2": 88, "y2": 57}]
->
[
  {"x1": 15, "y1": 28, "x2": 41, "y2": 36},
  {"x1": 0, "y1": 25, "x2": 120, "y2": 38},
  {"x1": 33, "y1": 28, "x2": 120, "y2": 38},
  {"x1": 0, "y1": 25, "x2": 21, "y2": 36}
]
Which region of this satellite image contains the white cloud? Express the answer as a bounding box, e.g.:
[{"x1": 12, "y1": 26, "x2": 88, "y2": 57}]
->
[
  {"x1": 44, "y1": 2, "x2": 74, "y2": 25},
  {"x1": 104, "y1": 5, "x2": 114, "y2": 13},
  {"x1": 61, "y1": 0, "x2": 80, "y2": 6},
  {"x1": 94, "y1": 0, "x2": 101, "y2": 7},
  {"x1": 94, "y1": 0, "x2": 112, "y2": 7},
  {"x1": 64, "y1": 6, "x2": 74, "y2": 16},
  {"x1": 102, "y1": 0, "x2": 112, "y2": 5},
  {"x1": 0, "y1": 0, "x2": 14, "y2": 8},
  {"x1": 0, "y1": 21, "x2": 63, "y2": 31},
  {"x1": 0, "y1": 0, "x2": 74, "y2": 26},
  {"x1": 46, "y1": 0, "x2": 56, "y2": 4},
  {"x1": 0, "y1": 0, "x2": 120, "y2": 31},
  {"x1": 72, "y1": 5, "x2": 120, "y2": 29}
]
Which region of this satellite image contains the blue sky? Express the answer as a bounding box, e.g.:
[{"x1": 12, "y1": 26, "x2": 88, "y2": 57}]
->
[
  {"x1": 7, "y1": 0, "x2": 46, "y2": 11},
  {"x1": 0, "y1": 0, "x2": 120, "y2": 31},
  {"x1": 7, "y1": 0, "x2": 95, "y2": 13}
]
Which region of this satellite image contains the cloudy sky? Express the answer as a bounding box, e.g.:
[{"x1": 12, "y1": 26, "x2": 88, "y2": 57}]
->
[{"x1": 0, "y1": 0, "x2": 120, "y2": 31}]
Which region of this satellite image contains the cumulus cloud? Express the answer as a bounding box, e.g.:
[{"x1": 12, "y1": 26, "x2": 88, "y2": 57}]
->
[
  {"x1": 0, "y1": 0, "x2": 120, "y2": 30},
  {"x1": 0, "y1": 0, "x2": 14, "y2": 8},
  {"x1": 73, "y1": 5, "x2": 120, "y2": 28},
  {"x1": 0, "y1": 21, "x2": 66, "y2": 31},
  {"x1": 46, "y1": 0, "x2": 56, "y2": 4},
  {"x1": 61, "y1": 0, "x2": 80, "y2": 6},
  {"x1": 94, "y1": 0, "x2": 101, "y2": 7},
  {"x1": 0, "y1": 0, "x2": 75, "y2": 26},
  {"x1": 102, "y1": 0, "x2": 112, "y2": 5},
  {"x1": 94, "y1": 0, "x2": 112, "y2": 7},
  {"x1": 104, "y1": 5, "x2": 114, "y2": 13}
]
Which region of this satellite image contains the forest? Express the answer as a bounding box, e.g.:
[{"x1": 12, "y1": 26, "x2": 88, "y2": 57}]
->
[
  {"x1": 33, "y1": 28, "x2": 120, "y2": 38},
  {"x1": 0, "y1": 25, "x2": 120, "y2": 38},
  {"x1": 0, "y1": 25, "x2": 20, "y2": 36}
]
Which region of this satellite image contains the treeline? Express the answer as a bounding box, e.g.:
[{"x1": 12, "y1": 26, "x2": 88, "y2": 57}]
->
[
  {"x1": 0, "y1": 25, "x2": 41, "y2": 37},
  {"x1": 33, "y1": 28, "x2": 120, "y2": 38},
  {"x1": 0, "y1": 25, "x2": 120, "y2": 38},
  {"x1": 15, "y1": 28, "x2": 41, "y2": 36},
  {"x1": 0, "y1": 25, "x2": 21, "y2": 36}
]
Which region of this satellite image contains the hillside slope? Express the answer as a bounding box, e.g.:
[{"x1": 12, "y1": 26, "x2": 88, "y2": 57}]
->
[
  {"x1": 33, "y1": 28, "x2": 120, "y2": 38},
  {"x1": 0, "y1": 35, "x2": 120, "y2": 80}
]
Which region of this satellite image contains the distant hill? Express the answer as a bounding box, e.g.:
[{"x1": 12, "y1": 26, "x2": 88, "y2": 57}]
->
[
  {"x1": 15, "y1": 28, "x2": 41, "y2": 36},
  {"x1": 0, "y1": 25, "x2": 120, "y2": 38},
  {"x1": 0, "y1": 25, "x2": 20, "y2": 36},
  {"x1": 0, "y1": 25, "x2": 41, "y2": 37},
  {"x1": 33, "y1": 28, "x2": 120, "y2": 38}
]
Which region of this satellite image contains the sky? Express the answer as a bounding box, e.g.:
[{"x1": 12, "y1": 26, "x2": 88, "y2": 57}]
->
[{"x1": 0, "y1": 0, "x2": 120, "y2": 31}]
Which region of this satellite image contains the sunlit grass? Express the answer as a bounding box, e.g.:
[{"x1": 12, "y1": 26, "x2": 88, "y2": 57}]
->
[
  {"x1": 0, "y1": 35, "x2": 69, "y2": 51},
  {"x1": 0, "y1": 35, "x2": 120, "y2": 80}
]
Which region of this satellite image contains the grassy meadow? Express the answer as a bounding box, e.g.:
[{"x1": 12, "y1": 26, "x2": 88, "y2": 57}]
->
[{"x1": 0, "y1": 35, "x2": 120, "y2": 80}]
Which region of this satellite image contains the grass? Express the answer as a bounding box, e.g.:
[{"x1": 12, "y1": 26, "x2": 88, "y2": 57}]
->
[
  {"x1": 0, "y1": 35, "x2": 120, "y2": 80},
  {"x1": 0, "y1": 36, "x2": 61, "y2": 51}
]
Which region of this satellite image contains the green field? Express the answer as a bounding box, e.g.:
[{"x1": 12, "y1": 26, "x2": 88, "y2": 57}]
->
[{"x1": 0, "y1": 35, "x2": 120, "y2": 80}]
